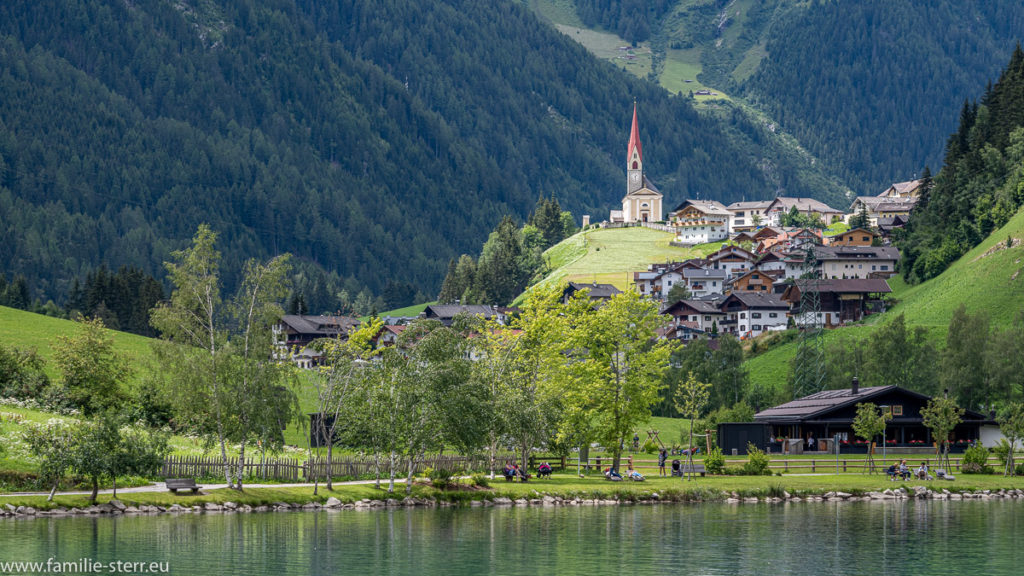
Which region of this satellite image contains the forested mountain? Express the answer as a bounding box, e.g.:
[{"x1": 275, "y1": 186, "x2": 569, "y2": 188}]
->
[
  {"x1": 0, "y1": 0, "x2": 840, "y2": 309},
  {"x1": 899, "y1": 46, "x2": 1024, "y2": 283},
  {"x1": 538, "y1": 0, "x2": 1024, "y2": 195}
]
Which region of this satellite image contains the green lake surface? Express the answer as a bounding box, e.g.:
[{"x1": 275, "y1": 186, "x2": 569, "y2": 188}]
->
[{"x1": 1, "y1": 501, "x2": 1022, "y2": 575}]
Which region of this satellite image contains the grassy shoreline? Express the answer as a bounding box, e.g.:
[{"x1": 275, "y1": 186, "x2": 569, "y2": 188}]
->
[{"x1": 4, "y1": 473, "x2": 1024, "y2": 512}]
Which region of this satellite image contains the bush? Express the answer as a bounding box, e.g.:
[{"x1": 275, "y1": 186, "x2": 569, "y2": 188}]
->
[
  {"x1": 743, "y1": 443, "x2": 772, "y2": 476},
  {"x1": 993, "y1": 439, "x2": 1013, "y2": 469},
  {"x1": 471, "y1": 473, "x2": 490, "y2": 488},
  {"x1": 962, "y1": 444, "x2": 993, "y2": 474},
  {"x1": 703, "y1": 447, "x2": 725, "y2": 475},
  {"x1": 428, "y1": 468, "x2": 457, "y2": 490}
]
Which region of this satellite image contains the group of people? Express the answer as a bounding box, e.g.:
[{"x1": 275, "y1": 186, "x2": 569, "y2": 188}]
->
[
  {"x1": 605, "y1": 455, "x2": 645, "y2": 482},
  {"x1": 502, "y1": 462, "x2": 554, "y2": 482},
  {"x1": 887, "y1": 460, "x2": 934, "y2": 481}
]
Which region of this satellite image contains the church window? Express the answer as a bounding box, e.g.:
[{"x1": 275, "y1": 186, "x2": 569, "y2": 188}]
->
[{"x1": 632, "y1": 161, "x2": 638, "y2": 169}]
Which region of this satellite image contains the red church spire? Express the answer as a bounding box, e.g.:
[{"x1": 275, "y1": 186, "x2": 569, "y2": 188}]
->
[{"x1": 627, "y1": 100, "x2": 642, "y2": 163}]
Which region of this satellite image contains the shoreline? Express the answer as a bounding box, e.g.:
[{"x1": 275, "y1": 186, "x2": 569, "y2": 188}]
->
[{"x1": 3, "y1": 484, "x2": 1024, "y2": 519}]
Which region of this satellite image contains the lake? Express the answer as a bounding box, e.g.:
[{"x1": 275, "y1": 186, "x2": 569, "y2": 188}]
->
[{"x1": 1, "y1": 501, "x2": 1022, "y2": 575}]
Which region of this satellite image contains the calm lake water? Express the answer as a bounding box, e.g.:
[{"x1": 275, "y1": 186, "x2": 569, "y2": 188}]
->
[{"x1": 1, "y1": 501, "x2": 1022, "y2": 575}]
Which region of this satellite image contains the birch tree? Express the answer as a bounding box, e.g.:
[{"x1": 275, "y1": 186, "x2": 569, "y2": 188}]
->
[
  {"x1": 921, "y1": 395, "x2": 964, "y2": 471},
  {"x1": 674, "y1": 371, "x2": 710, "y2": 480},
  {"x1": 567, "y1": 290, "x2": 670, "y2": 473}
]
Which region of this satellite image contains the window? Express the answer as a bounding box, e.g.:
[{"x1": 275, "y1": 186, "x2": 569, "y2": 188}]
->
[
  {"x1": 752, "y1": 325, "x2": 762, "y2": 331},
  {"x1": 769, "y1": 312, "x2": 778, "y2": 318},
  {"x1": 704, "y1": 316, "x2": 711, "y2": 321},
  {"x1": 881, "y1": 265, "x2": 889, "y2": 271},
  {"x1": 752, "y1": 274, "x2": 759, "y2": 280},
  {"x1": 890, "y1": 405, "x2": 903, "y2": 416},
  {"x1": 863, "y1": 236, "x2": 870, "y2": 242},
  {"x1": 740, "y1": 312, "x2": 746, "y2": 319},
  {"x1": 751, "y1": 312, "x2": 762, "y2": 319}
]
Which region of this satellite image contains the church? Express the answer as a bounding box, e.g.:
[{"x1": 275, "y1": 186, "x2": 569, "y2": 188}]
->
[{"x1": 609, "y1": 102, "x2": 663, "y2": 224}]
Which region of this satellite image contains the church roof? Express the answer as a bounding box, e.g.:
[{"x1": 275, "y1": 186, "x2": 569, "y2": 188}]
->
[{"x1": 627, "y1": 101, "x2": 642, "y2": 162}]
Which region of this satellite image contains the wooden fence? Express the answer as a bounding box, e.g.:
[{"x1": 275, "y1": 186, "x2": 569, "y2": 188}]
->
[
  {"x1": 566, "y1": 455, "x2": 1006, "y2": 474},
  {"x1": 162, "y1": 453, "x2": 510, "y2": 482}
]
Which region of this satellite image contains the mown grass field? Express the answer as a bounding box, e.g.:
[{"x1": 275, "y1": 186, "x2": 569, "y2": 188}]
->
[
  {"x1": 518, "y1": 227, "x2": 721, "y2": 303},
  {"x1": 0, "y1": 306, "x2": 156, "y2": 379}
]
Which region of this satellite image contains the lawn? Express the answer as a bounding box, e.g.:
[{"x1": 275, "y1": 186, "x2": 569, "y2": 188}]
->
[
  {"x1": 0, "y1": 306, "x2": 156, "y2": 379},
  {"x1": 364, "y1": 301, "x2": 432, "y2": 320},
  {"x1": 6, "y1": 471, "x2": 1024, "y2": 510},
  {"x1": 519, "y1": 227, "x2": 720, "y2": 303}
]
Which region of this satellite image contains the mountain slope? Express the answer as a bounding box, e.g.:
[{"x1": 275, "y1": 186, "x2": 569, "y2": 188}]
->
[{"x1": 0, "y1": 0, "x2": 845, "y2": 307}]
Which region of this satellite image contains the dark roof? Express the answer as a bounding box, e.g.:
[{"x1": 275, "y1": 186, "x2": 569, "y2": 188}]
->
[
  {"x1": 682, "y1": 268, "x2": 727, "y2": 280},
  {"x1": 566, "y1": 282, "x2": 622, "y2": 299},
  {"x1": 788, "y1": 278, "x2": 891, "y2": 294},
  {"x1": 721, "y1": 292, "x2": 789, "y2": 310},
  {"x1": 277, "y1": 315, "x2": 360, "y2": 335},
  {"x1": 423, "y1": 304, "x2": 497, "y2": 319},
  {"x1": 755, "y1": 385, "x2": 988, "y2": 423},
  {"x1": 811, "y1": 245, "x2": 900, "y2": 261},
  {"x1": 755, "y1": 386, "x2": 895, "y2": 421},
  {"x1": 662, "y1": 299, "x2": 723, "y2": 316}
]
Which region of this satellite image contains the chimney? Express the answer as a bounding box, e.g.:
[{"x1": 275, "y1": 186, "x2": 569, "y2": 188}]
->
[{"x1": 851, "y1": 376, "x2": 859, "y2": 395}]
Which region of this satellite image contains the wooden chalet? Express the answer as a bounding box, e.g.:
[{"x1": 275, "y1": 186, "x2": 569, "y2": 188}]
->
[
  {"x1": 751, "y1": 384, "x2": 991, "y2": 454},
  {"x1": 563, "y1": 282, "x2": 622, "y2": 304},
  {"x1": 781, "y1": 278, "x2": 891, "y2": 326},
  {"x1": 729, "y1": 268, "x2": 784, "y2": 293},
  {"x1": 828, "y1": 227, "x2": 879, "y2": 247}
]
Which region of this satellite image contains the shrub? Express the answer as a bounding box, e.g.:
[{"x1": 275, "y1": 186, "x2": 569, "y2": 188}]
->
[
  {"x1": 703, "y1": 447, "x2": 725, "y2": 475},
  {"x1": 641, "y1": 439, "x2": 659, "y2": 454},
  {"x1": 471, "y1": 473, "x2": 490, "y2": 488},
  {"x1": 428, "y1": 468, "x2": 456, "y2": 490},
  {"x1": 962, "y1": 444, "x2": 993, "y2": 474},
  {"x1": 743, "y1": 443, "x2": 771, "y2": 476},
  {"x1": 993, "y1": 439, "x2": 1013, "y2": 469}
]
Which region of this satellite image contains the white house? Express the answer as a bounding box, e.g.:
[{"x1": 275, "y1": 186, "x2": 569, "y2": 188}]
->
[
  {"x1": 813, "y1": 246, "x2": 900, "y2": 279},
  {"x1": 726, "y1": 200, "x2": 772, "y2": 231},
  {"x1": 719, "y1": 292, "x2": 790, "y2": 338},
  {"x1": 669, "y1": 199, "x2": 733, "y2": 244}
]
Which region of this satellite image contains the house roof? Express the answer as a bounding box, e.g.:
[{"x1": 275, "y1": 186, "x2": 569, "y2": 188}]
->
[
  {"x1": 566, "y1": 282, "x2": 622, "y2": 299},
  {"x1": 781, "y1": 279, "x2": 892, "y2": 302},
  {"x1": 812, "y1": 245, "x2": 900, "y2": 261},
  {"x1": 277, "y1": 315, "x2": 361, "y2": 336},
  {"x1": 662, "y1": 298, "x2": 723, "y2": 316},
  {"x1": 708, "y1": 245, "x2": 756, "y2": 261},
  {"x1": 609, "y1": 210, "x2": 624, "y2": 222},
  {"x1": 721, "y1": 291, "x2": 789, "y2": 310},
  {"x1": 754, "y1": 385, "x2": 987, "y2": 423},
  {"x1": 883, "y1": 179, "x2": 923, "y2": 197},
  {"x1": 682, "y1": 268, "x2": 728, "y2": 280},
  {"x1": 767, "y1": 197, "x2": 842, "y2": 214},
  {"x1": 851, "y1": 196, "x2": 917, "y2": 212},
  {"x1": 670, "y1": 199, "x2": 732, "y2": 217},
  {"x1": 423, "y1": 304, "x2": 497, "y2": 319},
  {"x1": 727, "y1": 200, "x2": 773, "y2": 211}
]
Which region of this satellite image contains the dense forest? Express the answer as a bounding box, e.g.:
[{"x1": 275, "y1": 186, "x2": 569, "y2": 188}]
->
[
  {"x1": 741, "y1": 0, "x2": 1024, "y2": 194},
  {"x1": 899, "y1": 46, "x2": 1024, "y2": 283},
  {"x1": 0, "y1": 0, "x2": 842, "y2": 310},
  {"x1": 575, "y1": 0, "x2": 673, "y2": 44}
]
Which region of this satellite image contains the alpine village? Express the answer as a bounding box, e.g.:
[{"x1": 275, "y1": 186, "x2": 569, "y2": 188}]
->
[{"x1": 2, "y1": 2, "x2": 1024, "y2": 574}]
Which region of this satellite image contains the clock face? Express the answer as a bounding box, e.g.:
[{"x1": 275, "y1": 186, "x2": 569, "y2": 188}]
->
[{"x1": 631, "y1": 172, "x2": 640, "y2": 183}]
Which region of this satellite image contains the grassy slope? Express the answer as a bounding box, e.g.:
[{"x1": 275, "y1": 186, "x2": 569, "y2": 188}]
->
[
  {"x1": 517, "y1": 227, "x2": 720, "y2": 303},
  {"x1": 744, "y1": 207, "x2": 1024, "y2": 392},
  {"x1": 0, "y1": 306, "x2": 156, "y2": 379}
]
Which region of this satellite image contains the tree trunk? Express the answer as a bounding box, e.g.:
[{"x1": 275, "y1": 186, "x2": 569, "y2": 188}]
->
[
  {"x1": 520, "y1": 440, "x2": 530, "y2": 475},
  {"x1": 236, "y1": 442, "x2": 246, "y2": 491},
  {"x1": 90, "y1": 477, "x2": 99, "y2": 504},
  {"x1": 405, "y1": 454, "x2": 416, "y2": 495},
  {"x1": 326, "y1": 442, "x2": 334, "y2": 491},
  {"x1": 373, "y1": 451, "x2": 381, "y2": 490},
  {"x1": 48, "y1": 481, "x2": 58, "y2": 502},
  {"x1": 218, "y1": 433, "x2": 232, "y2": 489},
  {"x1": 388, "y1": 451, "x2": 397, "y2": 493},
  {"x1": 112, "y1": 476, "x2": 118, "y2": 499}
]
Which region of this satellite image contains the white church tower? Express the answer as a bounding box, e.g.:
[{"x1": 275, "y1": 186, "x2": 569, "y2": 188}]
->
[{"x1": 620, "y1": 101, "x2": 663, "y2": 223}]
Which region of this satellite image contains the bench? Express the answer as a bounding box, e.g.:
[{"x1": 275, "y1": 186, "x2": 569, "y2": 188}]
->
[
  {"x1": 679, "y1": 464, "x2": 706, "y2": 477},
  {"x1": 166, "y1": 478, "x2": 201, "y2": 493}
]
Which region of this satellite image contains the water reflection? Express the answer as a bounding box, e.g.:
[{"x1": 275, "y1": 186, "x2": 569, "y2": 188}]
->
[{"x1": 1, "y1": 501, "x2": 1021, "y2": 575}]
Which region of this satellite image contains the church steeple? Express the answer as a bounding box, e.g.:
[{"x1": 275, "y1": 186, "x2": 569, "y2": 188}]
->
[{"x1": 626, "y1": 100, "x2": 643, "y2": 195}]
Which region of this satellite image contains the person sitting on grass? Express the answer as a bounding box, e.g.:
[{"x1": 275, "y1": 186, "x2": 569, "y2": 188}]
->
[
  {"x1": 628, "y1": 468, "x2": 645, "y2": 482},
  {"x1": 916, "y1": 462, "x2": 934, "y2": 481}
]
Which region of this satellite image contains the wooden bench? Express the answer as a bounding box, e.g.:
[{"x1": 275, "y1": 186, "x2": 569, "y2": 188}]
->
[
  {"x1": 679, "y1": 464, "x2": 707, "y2": 477},
  {"x1": 166, "y1": 478, "x2": 201, "y2": 493}
]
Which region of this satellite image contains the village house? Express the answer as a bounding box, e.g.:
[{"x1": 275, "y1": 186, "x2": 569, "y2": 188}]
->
[
  {"x1": 563, "y1": 281, "x2": 622, "y2": 304},
  {"x1": 669, "y1": 199, "x2": 733, "y2": 244},
  {"x1": 848, "y1": 196, "x2": 917, "y2": 227},
  {"x1": 729, "y1": 268, "x2": 784, "y2": 293},
  {"x1": 682, "y1": 267, "x2": 727, "y2": 297},
  {"x1": 632, "y1": 260, "x2": 704, "y2": 300},
  {"x1": 763, "y1": 197, "x2": 843, "y2": 227},
  {"x1": 813, "y1": 245, "x2": 900, "y2": 279},
  {"x1": 421, "y1": 304, "x2": 500, "y2": 326},
  {"x1": 372, "y1": 324, "x2": 406, "y2": 347},
  {"x1": 719, "y1": 292, "x2": 789, "y2": 338},
  {"x1": 827, "y1": 227, "x2": 879, "y2": 247},
  {"x1": 753, "y1": 251, "x2": 787, "y2": 274},
  {"x1": 706, "y1": 245, "x2": 756, "y2": 277},
  {"x1": 781, "y1": 278, "x2": 892, "y2": 326},
  {"x1": 272, "y1": 314, "x2": 362, "y2": 368},
  {"x1": 726, "y1": 200, "x2": 772, "y2": 231},
  {"x1": 661, "y1": 297, "x2": 726, "y2": 334}
]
